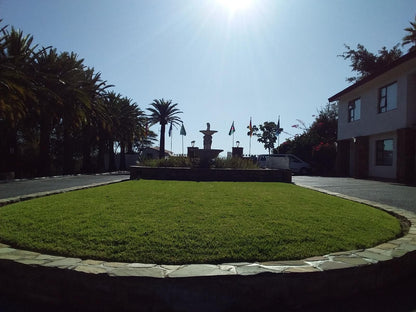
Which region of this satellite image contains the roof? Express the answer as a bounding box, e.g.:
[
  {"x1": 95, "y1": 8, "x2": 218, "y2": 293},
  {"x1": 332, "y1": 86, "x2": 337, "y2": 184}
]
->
[
  {"x1": 143, "y1": 146, "x2": 173, "y2": 155},
  {"x1": 328, "y1": 50, "x2": 416, "y2": 102}
]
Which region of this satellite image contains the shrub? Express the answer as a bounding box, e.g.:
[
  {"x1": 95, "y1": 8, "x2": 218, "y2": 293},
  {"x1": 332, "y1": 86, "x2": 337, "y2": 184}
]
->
[
  {"x1": 213, "y1": 157, "x2": 258, "y2": 169},
  {"x1": 140, "y1": 156, "x2": 194, "y2": 168},
  {"x1": 140, "y1": 156, "x2": 258, "y2": 169}
]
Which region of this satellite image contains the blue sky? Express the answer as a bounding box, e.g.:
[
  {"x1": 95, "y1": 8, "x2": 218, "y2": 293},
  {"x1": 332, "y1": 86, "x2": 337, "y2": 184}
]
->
[{"x1": 1, "y1": 0, "x2": 415, "y2": 156}]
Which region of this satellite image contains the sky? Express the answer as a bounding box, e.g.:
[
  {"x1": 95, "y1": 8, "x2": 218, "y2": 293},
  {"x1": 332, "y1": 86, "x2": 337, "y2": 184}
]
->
[{"x1": 1, "y1": 0, "x2": 415, "y2": 156}]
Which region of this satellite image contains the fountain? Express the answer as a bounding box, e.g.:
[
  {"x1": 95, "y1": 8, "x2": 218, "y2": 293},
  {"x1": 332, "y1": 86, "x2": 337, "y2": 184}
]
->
[
  {"x1": 197, "y1": 123, "x2": 223, "y2": 167},
  {"x1": 130, "y1": 121, "x2": 291, "y2": 182}
]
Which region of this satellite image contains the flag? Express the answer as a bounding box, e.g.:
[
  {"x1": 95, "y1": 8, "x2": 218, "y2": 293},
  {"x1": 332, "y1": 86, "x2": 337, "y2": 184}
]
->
[
  {"x1": 168, "y1": 122, "x2": 173, "y2": 137},
  {"x1": 276, "y1": 116, "x2": 283, "y2": 136},
  {"x1": 249, "y1": 117, "x2": 253, "y2": 137},
  {"x1": 180, "y1": 123, "x2": 186, "y2": 136},
  {"x1": 229, "y1": 121, "x2": 235, "y2": 136}
]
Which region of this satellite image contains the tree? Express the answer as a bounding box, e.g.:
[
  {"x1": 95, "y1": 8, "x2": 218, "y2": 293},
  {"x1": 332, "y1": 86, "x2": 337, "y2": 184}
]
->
[
  {"x1": 402, "y1": 16, "x2": 416, "y2": 53},
  {"x1": 246, "y1": 124, "x2": 258, "y2": 137},
  {"x1": 0, "y1": 20, "x2": 147, "y2": 177},
  {"x1": 277, "y1": 103, "x2": 338, "y2": 175},
  {"x1": 0, "y1": 25, "x2": 38, "y2": 176},
  {"x1": 78, "y1": 67, "x2": 111, "y2": 173},
  {"x1": 0, "y1": 24, "x2": 35, "y2": 125},
  {"x1": 114, "y1": 96, "x2": 145, "y2": 170},
  {"x1": 33, "y1": 47, "x2": 65, "y2": 176},
  {"x1": 253, "y1": 121, "x2": 277, "y2": 154},
  {"x1": 339, "y1": 44, "x2": 402, "y2": 83},
  {"x1": 147, "y1": 99, "x2": 182, "y2": 159}
]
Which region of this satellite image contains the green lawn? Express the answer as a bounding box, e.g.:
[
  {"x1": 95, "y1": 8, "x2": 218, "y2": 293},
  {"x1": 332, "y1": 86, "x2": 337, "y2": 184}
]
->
[{"x1": 0, "y1": 180, "x2": 402, "y2": 264}]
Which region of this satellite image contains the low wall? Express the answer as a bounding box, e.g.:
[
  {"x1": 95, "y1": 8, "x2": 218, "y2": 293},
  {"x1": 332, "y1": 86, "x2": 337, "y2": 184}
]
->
[
  {"x1": 1, "y1": 251, "x2": 416, "y2": 311},
  {"x1": 130, "y1": 166, "x2": 292, "y2": 183}
]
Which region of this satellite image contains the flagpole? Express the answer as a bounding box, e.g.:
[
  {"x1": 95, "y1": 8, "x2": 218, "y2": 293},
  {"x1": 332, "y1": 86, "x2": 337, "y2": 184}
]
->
[
  {"x1": 277, "y1": 115, "x2": 279, "y2": 154},
  {"x1": 249, "y1": 117, "x2": 252, "y2": 156},
  {"x1": 276, "y1": 115, "x2": 282, "y2": 154},
  {"x1": 277, "y1": 134, "x2": 280, "y2": 154},
  {"x1": 232, "y1": 132, "x2": 235, "y2": 148}
]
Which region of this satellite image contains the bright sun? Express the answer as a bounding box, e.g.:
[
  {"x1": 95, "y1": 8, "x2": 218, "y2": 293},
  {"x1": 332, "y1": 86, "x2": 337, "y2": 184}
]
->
[{"x1": 217, "y1": 0, "x2": 253, "y2": 12}]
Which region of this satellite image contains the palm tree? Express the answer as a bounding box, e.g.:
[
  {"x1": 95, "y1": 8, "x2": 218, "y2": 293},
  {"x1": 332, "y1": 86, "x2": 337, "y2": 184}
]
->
[
  {"x1": 116, "y1": 97, "x2": 145, "y2": 170},
  {"x1": 79, "y1": 67, "x2": 111, "y2": 173},
  {"x1": 0, "y1": 25, "x2": 38, "y2": 176},
  {"x1": 0, "y1": 26, "x2": 34, "y2": 124},
  {"x1": 147, "y1": 99, "x2": 182, "y2": 159},
  {"x1": 101, "y1": 92, "x2": 146, "y2": 170},
  {"x1": 33, "y1": 47, "x2": 65, "y2": 176},
  {"x1": 402, "y1": 17, "x2": 416, "y2": 53},
  {"x1": 57, "y1": 51, "x2": 91, "y2": 174}
]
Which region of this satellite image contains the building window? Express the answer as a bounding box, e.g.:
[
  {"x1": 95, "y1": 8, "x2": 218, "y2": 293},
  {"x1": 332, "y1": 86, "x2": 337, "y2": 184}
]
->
[
  {"x1": 378, "y1": 82, "x2": 397, "y2": 113},
  {"x1": 348, "y1": 98, "x2": 360, "y2": 122},
  {"x1": 376, "y1": 139, "x2": 393, "y2": 166}
]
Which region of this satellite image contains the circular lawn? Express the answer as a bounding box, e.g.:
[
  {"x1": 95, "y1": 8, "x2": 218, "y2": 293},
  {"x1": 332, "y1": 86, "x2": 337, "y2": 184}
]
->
[{"x1": 0, "y1": 180, "x2": 402, "y2": 264}]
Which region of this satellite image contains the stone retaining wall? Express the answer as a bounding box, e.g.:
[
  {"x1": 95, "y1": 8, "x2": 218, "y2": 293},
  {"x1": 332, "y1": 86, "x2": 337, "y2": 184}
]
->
[
  {"x1": 0, "y1": 246, "x2": 416, "y2": 311},
  {"x1": 130, "y1": 166, "x2": 292, "y2": 183}
]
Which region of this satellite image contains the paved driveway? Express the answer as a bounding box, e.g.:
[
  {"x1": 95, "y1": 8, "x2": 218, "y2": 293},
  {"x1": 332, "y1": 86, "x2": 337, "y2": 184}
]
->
[
  {"x1": 0, "y1": 173, "x2": 130, "y2": 200},
  {"x1": 293, "y1": 176, "x2": 416, "y2": 213}
]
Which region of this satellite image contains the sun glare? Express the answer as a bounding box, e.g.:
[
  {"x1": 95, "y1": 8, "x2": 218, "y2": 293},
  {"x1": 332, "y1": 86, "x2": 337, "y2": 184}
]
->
[{"x1": 217, "y1": 0, "x2": 253, "y2": 12}]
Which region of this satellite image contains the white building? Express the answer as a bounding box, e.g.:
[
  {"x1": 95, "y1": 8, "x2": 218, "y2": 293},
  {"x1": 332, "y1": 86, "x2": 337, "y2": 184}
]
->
[{"x1": 329, "y1": 51, "x2": 416, "y2": 184}]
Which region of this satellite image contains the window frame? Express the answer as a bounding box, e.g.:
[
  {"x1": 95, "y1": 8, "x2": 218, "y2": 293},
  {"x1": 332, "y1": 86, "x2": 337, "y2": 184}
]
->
[
  {"x1": 375, "y1": 139, "x2": 394, "y2": 166},
  {"x1": 378, "y1": 82, "x2": 397, "y2": 113},
  {"x1": 347, "y1": 98, "x2": 361, "y2": 122}
]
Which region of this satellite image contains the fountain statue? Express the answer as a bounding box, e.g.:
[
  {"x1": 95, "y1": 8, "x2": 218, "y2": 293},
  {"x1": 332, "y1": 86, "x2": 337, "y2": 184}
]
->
[
  {"x1": 197, "y1": 123, "x2": 223, "y2": 167},
  {"x1": 200, "y1": 123, "x2": 217, "y2": 150}
]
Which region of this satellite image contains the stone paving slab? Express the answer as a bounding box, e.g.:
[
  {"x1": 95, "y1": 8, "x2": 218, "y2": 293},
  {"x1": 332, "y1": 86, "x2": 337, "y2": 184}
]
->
[
  {"x1": 108, "y1": 266, "x2": 165, "y2": 278},
  {"x1": 169, "y1": 264, "x2": 236, "y2": 277},
  {"x1": 74, "y1": 265, "x2": 108, "y2": 274},
  {"x1": 332, "y1": 256, "x2": 371, "y2": 266},
  {"x1": 284, "y1": 266, "x2": 321, "y2": 273}
]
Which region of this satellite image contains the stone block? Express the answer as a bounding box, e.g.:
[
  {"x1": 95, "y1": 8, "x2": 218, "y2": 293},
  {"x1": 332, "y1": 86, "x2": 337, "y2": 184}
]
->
[
  {"x1": 284, "y1": 266, "x2": 321, "y2": 273},
  {"x1": 74, "y1": 265, "x2": 108, "y2": 274},
  {"x1": 169, "y1": 264, "x2": 235, "y2": 277},
  {"x1": 43, "y1": 257, "x2": 82, "y2": 268}
]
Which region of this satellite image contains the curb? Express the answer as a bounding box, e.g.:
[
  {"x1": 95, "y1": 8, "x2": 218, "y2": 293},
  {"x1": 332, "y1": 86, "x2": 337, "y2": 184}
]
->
[
  {"x1": 0, "y1": 171, "x2": 130, "y2": 184},
  {"x1": 0, "y1": 177, "x2": 129, "y2": 207}
]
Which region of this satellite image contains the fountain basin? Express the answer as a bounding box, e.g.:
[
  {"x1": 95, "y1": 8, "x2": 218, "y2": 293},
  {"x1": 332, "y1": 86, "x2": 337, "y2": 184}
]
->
[{"x1": 198, "y1": 149, "x2": 223, "y2": 167}]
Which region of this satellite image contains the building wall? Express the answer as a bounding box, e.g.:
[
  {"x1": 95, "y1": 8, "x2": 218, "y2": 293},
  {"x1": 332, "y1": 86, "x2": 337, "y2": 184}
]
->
[
  {"x1": 337, "y1": 58, "x2": 416, "y2": 141},
  {"x1": 406, "y1": 74, "x2": 416, "y2": 127},
  {"x1": 338, "y1": 75, "x2": 408, "y2": 141},
  {"x1": 397, "y1": 128, "x2": 416, "y2": 184},
  {"x1": 335, "y1": 58, "x2": 416, "y2": 183}
]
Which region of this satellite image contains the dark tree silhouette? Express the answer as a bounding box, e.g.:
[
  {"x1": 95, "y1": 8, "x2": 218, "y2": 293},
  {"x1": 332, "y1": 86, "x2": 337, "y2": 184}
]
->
[{"x1": 147, "y1": 99, "x2": 182, "y2": 159}]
